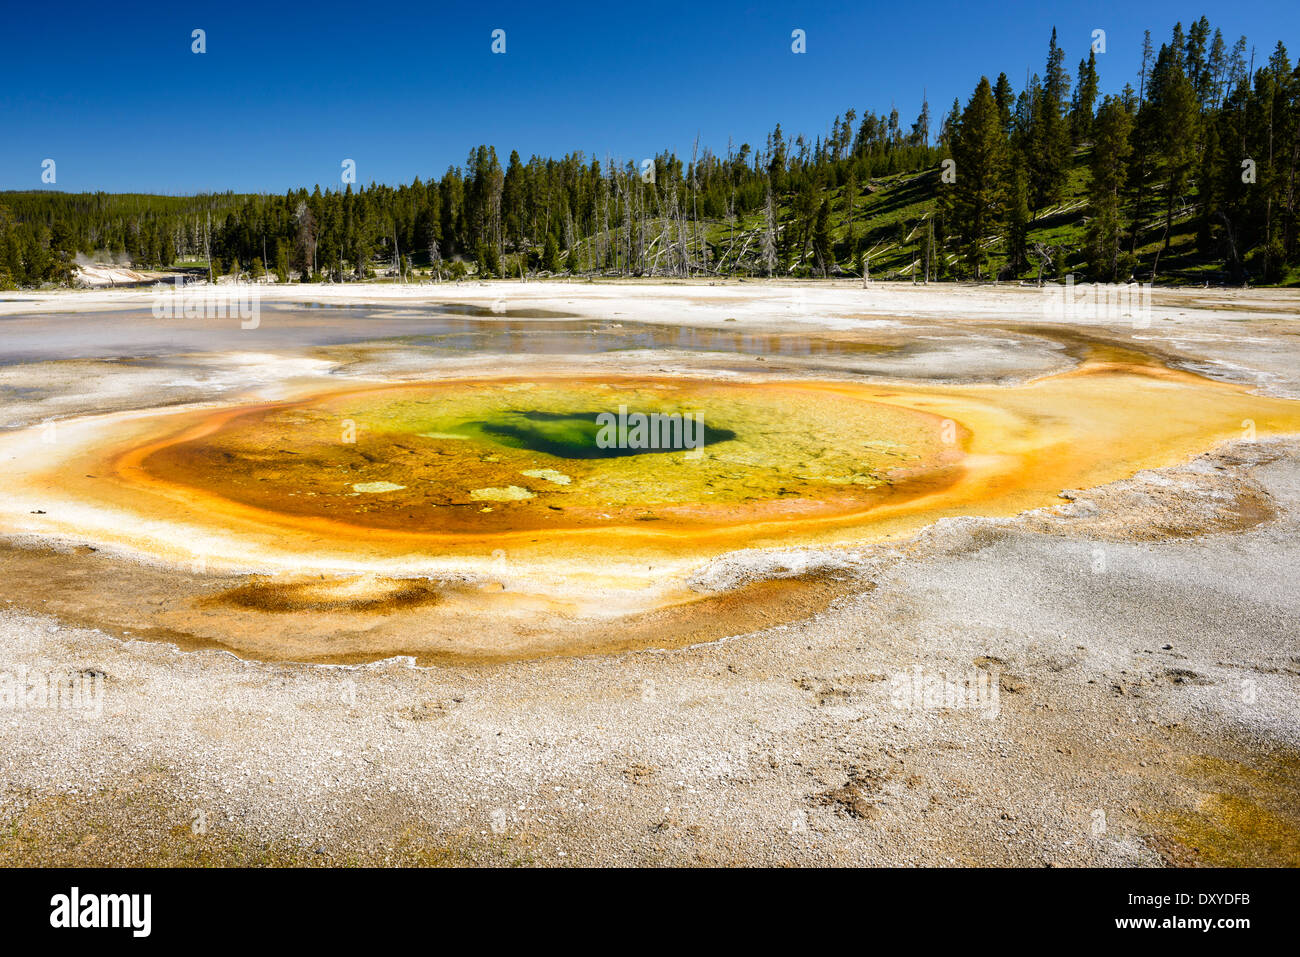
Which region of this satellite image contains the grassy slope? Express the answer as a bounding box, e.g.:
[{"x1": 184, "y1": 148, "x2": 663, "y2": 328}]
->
[{"x1": 581, "y1": 149, "x2": 1297, "y2": 285}]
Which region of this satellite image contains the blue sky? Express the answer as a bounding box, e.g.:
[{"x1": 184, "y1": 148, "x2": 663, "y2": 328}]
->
[{"x1": 1, "y1": 0, "x2": 1295, "y2": 194}]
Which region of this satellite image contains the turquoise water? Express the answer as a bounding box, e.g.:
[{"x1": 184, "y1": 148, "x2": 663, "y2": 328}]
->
[{"x1": 439, "y1": 410, "x2": 737, "y2": 459}]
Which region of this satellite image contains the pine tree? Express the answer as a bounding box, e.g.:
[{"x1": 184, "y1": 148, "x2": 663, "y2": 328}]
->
[
  {"x1": 1030, "y1": 29, "x2": 1073, "y2": 214},
  {"x1": 1085, "y1": 96, "x2": 1135, "y2": 281},
  {"x1": 1196, "y1": 119, "x2": 1223, "y2": 257},
  {"x1": 1005, "y1": 165, "x2": 1030, "y2": 275},
  {"x1": 477, "y1": 241, "x2": 501, "y2": 278},
  {"x1": 1071, "y1": 51, "x2": 1099, "y2": 142},
  {"x1": 939, "y1": 98, "x2": 962, "y2": 150},
  {"x1": 274, "y1": 242, "x2": 289, "y2": 283},
  {"x1": 1206, "y1": 29, "x2": 1228, "y2": 109},
  {"x1": 1186, "y1": 17, "x2": 1212, "y2": 107},
  {"x1": 1142, "y1": 41, "x2": 1200, "y2": 263},
  {"x1": 911, "y1": 96, "x2": 931, "y2": 147},
  {"x1": 943, "y1": 77, "x2": 1008, "y2": 279},
  {"x1": 993, "y1": 73, "x2": 1015, "y2": 135}
]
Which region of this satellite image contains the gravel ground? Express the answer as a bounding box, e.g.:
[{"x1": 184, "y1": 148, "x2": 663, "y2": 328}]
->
[{"x1": 1, "y1": 282, "x2": 1297, "y2": 866}]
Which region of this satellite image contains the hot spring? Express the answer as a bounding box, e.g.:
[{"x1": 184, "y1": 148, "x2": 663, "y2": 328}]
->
[
  {"x1": 131, "y1": 377, "x2": 963, "y2": 537},
  {"x1": 3, "y1": 302, "x2": 1300, "y2": 663}
]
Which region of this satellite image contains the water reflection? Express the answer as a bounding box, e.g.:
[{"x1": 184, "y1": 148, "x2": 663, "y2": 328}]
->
[
  {"x1": 397, "y1": 321, "x2": 892, "y2": 357},
  {"x1": 0, "y1": 301, "x2": 893, "y2": 364}
]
